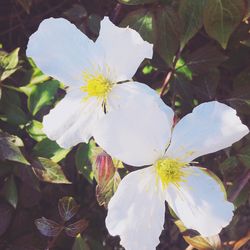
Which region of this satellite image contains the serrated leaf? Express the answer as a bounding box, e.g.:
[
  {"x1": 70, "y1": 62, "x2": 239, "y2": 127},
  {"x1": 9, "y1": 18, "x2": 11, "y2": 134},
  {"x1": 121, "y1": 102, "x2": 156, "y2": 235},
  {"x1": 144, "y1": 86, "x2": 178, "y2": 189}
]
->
[
  {"x1": 58, "y1": 196, "x2": 79, "y2": 222},
  {"x1": 65, "y1": 219, "x2": 88, "y2": 237},
  {"x1": 179, "y1": 0, "x2": 206, "y2": 49},
  {"x1": 33, "y1": 138, "x2": 70, "y2": 163},
  {"x1": 204, "y1": 0, "x2": 245, "y2": 49},
  {"x1": 3, "y1": 175, "x2": 18, "y2": 208},
  {"x1": 0, "y1": 131, "x2": 29, "y2": 165},
  {"x1": 0, "y1": 48, "x2": 20, "y2": 81},
  {"x1": 118, "y1": 0, "x2": 156, "y2": 5},
  {"x1": 35, "y1": 217, "x2": 62, "y2": 237},
  {"x1": 28, "y1": 80, "x2": 59, "y2": 115},
  {"x1": 72, "y1": 234, "x2": 90, "y2": 250},
  {"x1": 155, "y1": 5, "x2": 180, "y2": 66},
  {"x1": 120, "y1": 8, "x2": 156, "y2": 44},
  {"x1": 26, "y1": 120, "x2": 46, "y2": 142},
  {"x1": 33, "y1": 157, "x2": 71, "y2": 184}
]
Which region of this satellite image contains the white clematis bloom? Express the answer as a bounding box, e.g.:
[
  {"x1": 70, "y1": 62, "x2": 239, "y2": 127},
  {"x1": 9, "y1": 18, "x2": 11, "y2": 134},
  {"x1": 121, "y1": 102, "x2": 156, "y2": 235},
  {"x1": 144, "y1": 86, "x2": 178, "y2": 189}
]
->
[
  {"x1": 94, "y1": 101, "x2": 249, "y2": 250},
  {"x1": 26, "y1": 17, "x2": 164, "y2": 148}
]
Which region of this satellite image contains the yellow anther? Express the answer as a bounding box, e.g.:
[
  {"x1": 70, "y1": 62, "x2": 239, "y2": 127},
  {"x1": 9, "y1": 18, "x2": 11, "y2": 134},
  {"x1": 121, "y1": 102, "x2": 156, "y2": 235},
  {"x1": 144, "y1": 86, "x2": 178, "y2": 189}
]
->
[
  {"x1": 155, "y1": 158, "x2": 188, "y2": 189},
  {"x1": 81, "y1": 71, "x2": 113, "y2": 101}
]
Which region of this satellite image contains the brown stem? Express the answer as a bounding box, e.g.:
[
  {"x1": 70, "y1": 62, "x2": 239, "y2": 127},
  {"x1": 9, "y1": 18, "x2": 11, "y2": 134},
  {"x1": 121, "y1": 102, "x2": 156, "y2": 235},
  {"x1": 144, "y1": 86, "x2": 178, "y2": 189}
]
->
[
  {"x1": 111, "y1": 3, "x2": 123, "y2": 24},
  {"x1": 160, "y1": 49, "x2": 181, "y2": 97},
  {"x1": 228, "y1": 170, "x2": 250, "y2": 202}
]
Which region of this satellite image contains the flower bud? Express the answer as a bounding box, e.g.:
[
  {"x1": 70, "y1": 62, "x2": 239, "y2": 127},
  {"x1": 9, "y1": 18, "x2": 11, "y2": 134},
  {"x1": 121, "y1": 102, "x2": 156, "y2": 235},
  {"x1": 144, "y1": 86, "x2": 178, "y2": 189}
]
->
[{"x1": 93, "y1": 151, "x2": 115, "y2": 187}]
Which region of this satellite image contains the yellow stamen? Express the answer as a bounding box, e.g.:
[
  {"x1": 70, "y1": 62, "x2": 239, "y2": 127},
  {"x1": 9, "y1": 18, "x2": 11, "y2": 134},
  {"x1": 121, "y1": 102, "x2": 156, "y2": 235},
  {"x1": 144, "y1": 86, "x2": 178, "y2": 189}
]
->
[
  {"x1": 155, "y1": 158, "x2": 188, "y2": 189},
  {"x1": 81, "y1": 71, "x2": 113, "y2": 101}
]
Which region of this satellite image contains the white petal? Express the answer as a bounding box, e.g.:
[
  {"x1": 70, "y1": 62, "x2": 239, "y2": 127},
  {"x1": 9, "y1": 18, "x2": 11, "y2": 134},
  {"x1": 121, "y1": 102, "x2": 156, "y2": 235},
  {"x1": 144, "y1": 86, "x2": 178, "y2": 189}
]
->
[
  {"x1": 106, "y1": 167, "x2": 165, "y2": 250},
  {"x1": 165, "y1": 167, "x2": 234, "y2": 237},
  {"x1": 96, "y1": 17, "x2": 153, "y2": 82},
  {"x1": 43, "y1": 89, "x2": 104, "y2": 148},
  {"x1": 27, "y1": 18, "x2": 103, "y2": 87},
  {"x1": 166, "y1": 101, "x2": 249, "y2": 162},
  {"x1": 94, "y1": 82, "x2": 174, "y2": 166}
]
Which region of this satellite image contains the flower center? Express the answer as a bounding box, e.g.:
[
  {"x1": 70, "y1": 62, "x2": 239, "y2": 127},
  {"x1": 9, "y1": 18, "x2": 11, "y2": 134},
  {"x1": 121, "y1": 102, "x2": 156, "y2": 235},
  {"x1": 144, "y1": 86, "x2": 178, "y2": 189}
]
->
[
  {"x1": 155, "y1": 158, "x2": 188, "y2": 189},
  {"x1": 81, "y1": 71, "x2": 113, "y2": 101}
]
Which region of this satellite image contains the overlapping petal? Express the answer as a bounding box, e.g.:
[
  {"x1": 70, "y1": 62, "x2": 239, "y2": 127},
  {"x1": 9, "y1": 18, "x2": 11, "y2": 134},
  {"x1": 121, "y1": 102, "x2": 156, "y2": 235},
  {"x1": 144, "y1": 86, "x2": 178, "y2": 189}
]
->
[
  {"x1": 165, "y1": 101, "x2": 249, "y2": 163},
  {"x1": 165, "y1": 167, "x2": 234, "y2": 237},
  {"x1": 94, "y1": 83, "x2": 174, "y2": 166},
  {"x1": 106, "y1": 167, "x2": 165, "y2": 250},
  {"x1": 96, "y1": 17, "x2": 153, "y2": 82},
  {"x1": 27, "y1": 18, "x2": 104, "y2": 87},
  {"x1": 43, "y1": 89, "x2": 104, "y2": 148}
]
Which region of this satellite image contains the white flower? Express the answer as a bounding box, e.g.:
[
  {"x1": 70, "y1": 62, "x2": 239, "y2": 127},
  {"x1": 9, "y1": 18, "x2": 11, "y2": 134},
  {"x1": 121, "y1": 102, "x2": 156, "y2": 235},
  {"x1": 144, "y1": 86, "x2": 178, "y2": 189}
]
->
[
  {"x1": 93, "y1": 101, "x2": 249, "y2": 250},
  {"x1": 26, "y1": 17, "x2": 165, "y2": 148}
]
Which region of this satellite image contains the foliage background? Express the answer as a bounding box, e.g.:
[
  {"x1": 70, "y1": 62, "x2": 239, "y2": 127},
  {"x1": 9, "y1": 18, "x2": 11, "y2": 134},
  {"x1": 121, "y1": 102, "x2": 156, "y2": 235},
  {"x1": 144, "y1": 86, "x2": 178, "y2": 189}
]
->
[{"x1": 0, "y1": 0, "x2": 250, "y2": 249}]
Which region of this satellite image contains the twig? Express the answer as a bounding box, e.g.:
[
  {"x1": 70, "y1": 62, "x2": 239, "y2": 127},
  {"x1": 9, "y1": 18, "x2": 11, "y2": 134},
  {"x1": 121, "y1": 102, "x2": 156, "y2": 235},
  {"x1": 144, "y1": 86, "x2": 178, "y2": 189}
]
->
[
  {"x1": 111, "y1": 3, "x2": 123, "y2": 24},
  {"x1": 160, "y1": 49, "x2": 181, "y2": 97},
  {"x1": 228, "y1": 170, "x2": 250, "y2": 202}
]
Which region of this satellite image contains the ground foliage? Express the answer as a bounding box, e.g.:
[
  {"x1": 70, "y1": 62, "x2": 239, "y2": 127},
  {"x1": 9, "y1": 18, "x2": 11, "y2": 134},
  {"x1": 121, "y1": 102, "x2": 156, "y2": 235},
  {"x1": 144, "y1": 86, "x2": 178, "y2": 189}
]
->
[{"x1": 0, "y1": 0, "x2": 250, "y2": 249}]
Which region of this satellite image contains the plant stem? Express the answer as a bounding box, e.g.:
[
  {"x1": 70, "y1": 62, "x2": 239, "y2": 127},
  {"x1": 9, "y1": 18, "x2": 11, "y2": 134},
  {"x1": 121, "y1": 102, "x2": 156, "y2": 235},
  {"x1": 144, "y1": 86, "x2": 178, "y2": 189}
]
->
[
  {"x1": 160, "y1": 49, "x2": 181, "y2": 97},
  {"x1": 1, "y1": 83, "x2": 24, "y2": 93},
  {"x1": 228, "y1": 170, "x2": 250, "y2": 202}
]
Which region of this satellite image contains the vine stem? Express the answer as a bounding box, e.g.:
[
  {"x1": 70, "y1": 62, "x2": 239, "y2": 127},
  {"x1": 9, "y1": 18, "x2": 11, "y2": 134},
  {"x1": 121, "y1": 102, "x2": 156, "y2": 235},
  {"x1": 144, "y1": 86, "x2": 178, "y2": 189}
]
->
[
  {"x1": 160, "y1": 49, "x2": 181, "y2": 97},
  {"x1": 0, "y1": 83, "x2": 24, "y2": 93},
  {"x1": 228, "y1": 170, "x2": 250, "y2": 202}
]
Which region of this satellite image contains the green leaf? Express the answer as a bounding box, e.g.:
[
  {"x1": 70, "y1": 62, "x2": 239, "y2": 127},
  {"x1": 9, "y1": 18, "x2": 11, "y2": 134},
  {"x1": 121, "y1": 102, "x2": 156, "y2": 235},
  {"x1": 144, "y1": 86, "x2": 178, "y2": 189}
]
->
[
  {"x1": 154, "y1": 5, "x2": 180, "y2": 66},
  {"x1": 204, "y1": 0, "x2": 245, "y2": 49},
  {"x1": 33, "y1": 138, "x2": 70, "y2": 163},
  {"x1": 27, "y1": 80, "x2": 59, "y2": 115},
  {"x1": 238, "y1": 145, "x2": 250, "y2": 169},
  {"x1": 72, "y1": 234, "x2": 90, "y2": 250},
  {"x1": 0, "y1": 48, "x2": 20, "y2": 81},
  {"x1": 120, "y1": 8, "x2": 156, "y2": 44},
  {"x1": 0, "y1": 131, "x2": 29, "y2": 165},
  {"x1": 32, "y1": 157, "x2": 71, "y2": 184},
  {"x1": 0, "y1": 89, "x2": 28, "y2": 126},
  {"x1": 58, "y1": 196, "x2": 80, "y2": 222},
  {"x1": 2, "y1": 175, "x2": 18, "y2": 208},
  {"x1": 179, "y1": 0, "x2": 206, "y2": 49},
  {"x1": 0, "y1": 202, "x2": 13, "y2": 236},
  {"x1": 26, "y1": 120, "x2": 46, "y2": 142},
  {"x1": 118, "y1": 0, "x2": 157, "y2": 5},
  {"x1": 175, "y1": 58, "x2": 192, "y2": 80},
  {"x1": 75, "y1": 141, "x2": 98, "y2": 184}
]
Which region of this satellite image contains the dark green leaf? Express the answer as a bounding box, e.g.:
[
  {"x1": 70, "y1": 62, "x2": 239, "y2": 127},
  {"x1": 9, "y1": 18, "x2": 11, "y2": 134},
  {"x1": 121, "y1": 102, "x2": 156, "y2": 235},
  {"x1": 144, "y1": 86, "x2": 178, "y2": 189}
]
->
[
  {"x1": 33, "y1": 138, "x2": 70, "y2": 163},
  {"x1": 184, "y1": 44, "x2": 227, "y2": 74},
  {"x1": 2, "y1": 175, "x2": 18, "y2": 208},
  {"x1": 75, "y1": 141, "x2": 98, "y2": 184},
  {"x1": 179, "y1": 0, "x2": 206, "y2": 49},
  {"x1": 118, "y1": 0, "x2": 156, "y2": 5},
  {"x1": 35, "y1": 217, "x2": 62, "y2": 237},
  {"x1": 32, "y1": 157, "x2": 71, "y2": 184},
  {"x1": 0, "y1": 89, "x2": 28, "y2": 126},
  {"x1": 0, "y1": 131, "x2": 29, "y2": 165},
  {"x1": 28, "y1": 80, "x2": 59, "y2": 115},
  {"x1": 0, "y1": 202, "x2": 13, "y2": 236},
  {"x1": 154, "y1": 5, "x2": 180, "y2": 66},
  {"x1": 120, "y1": 8, "x2": 156, "y2": 44},
  {"x1": 58, "y1": 196, "x2": 79, "y2": 222},
  {"x1": 204, "y1": 0, "x2": 245, "y2": 49}
]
